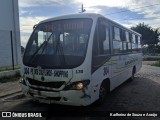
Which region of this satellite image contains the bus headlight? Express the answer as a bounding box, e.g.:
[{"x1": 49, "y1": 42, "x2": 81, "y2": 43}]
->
[
  {"x1": 75, "y1": 82, "x2": 84, "y2": 90},
  {"x1": 19, "y1": 76, "x2": 27, "y2": 85},
  {"x1": 64, "y1": 80, "x2": 90, "y2": 90}
]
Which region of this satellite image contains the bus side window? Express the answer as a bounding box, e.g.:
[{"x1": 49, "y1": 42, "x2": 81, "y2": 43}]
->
[
  {"x1": 132, "y1": 34, "x2": 137, "y2": 53},
  {"x1": 103, "y1": 28, "x2": 110, "y2": 54},
  {"x1": 93, "y1": 24, "x2": 110, "y2": 56},
  {"x1": 99, "y1": 24, "x2": 110, "y2": 55},
  {"x1": 92, "y1": 25, "x2": 99, "y2": 56},
  {"x1": 128, "y1": 33, "x2": 132, "y2": 52},
  {"x1": 112, "y1": 26, "x2": 123, "y2": 54},
  {"x1": 92, "y1": 21, "x2": 110, "y2": 69},
  {"x1": 138, "y1": 36, "x2": 142, "y2": 52},
  {"x1": 99, "y1": 24, "x2": 106, "y2": 54},
  {"x1": 125, "y1": 31, "x2": 131, "y2": 53},
  {"x1": 121, "y1": 30, "x2": 127, "y2": 52}
]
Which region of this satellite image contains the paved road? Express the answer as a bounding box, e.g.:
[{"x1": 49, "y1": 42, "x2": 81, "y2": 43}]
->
[{"x1": 0, "y1": 65, "x2": 160, "y2": 120}]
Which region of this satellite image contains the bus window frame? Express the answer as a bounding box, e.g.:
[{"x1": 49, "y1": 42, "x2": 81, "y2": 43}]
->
[
  {"x1": 92, "y1": 18, "x2": 111, "y2": 70},
  {"x1": 112, "y1": 26, "x2": 123, "y2": 54}
]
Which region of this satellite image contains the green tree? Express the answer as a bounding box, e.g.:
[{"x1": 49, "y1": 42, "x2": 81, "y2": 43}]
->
[
  {"x1": 131, "y1": 23, "x2": 160, "y2": 46},
  {"x1": 131, "y1": 23, "x2": 160, "y2": 54}
]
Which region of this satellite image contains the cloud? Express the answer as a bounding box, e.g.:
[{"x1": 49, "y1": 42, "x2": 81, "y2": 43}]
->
[
  {"x1": 19, "y1": 0, "x2": 75, "y2": 8},
  {"x1": 19, "y1": 0, "x2": 160, "y2": 18},
  {"x1": 126, "y1": 18, "x2": 160, "y2": 28},
  {"x1": 19, "y1": 0, "x2": 160, "y2": 22},
  {"x1": 20, "y1": 16, "x2": 49, "y2": 32},
  {"x1": 20, "y1": 16, "x2": 50, "y2": 47},
  {"x1": 20, "y1": 33, "x2": 31, "y2": 47},
  {"x1": 19, "y1": 0, "x2": 59, "y2": 7},
  {"x1": 19, "y1": 10, "x2": 28, "y2": 16},
  {"x1": 19, "y1": 0, "x2": 160, "y2": 47},
  {"x1": 74, "y1": 0, "x2": 130, "y2": 7},
  {"x1": 125, "y1": 0, "x2": 160, "y2": 19}
]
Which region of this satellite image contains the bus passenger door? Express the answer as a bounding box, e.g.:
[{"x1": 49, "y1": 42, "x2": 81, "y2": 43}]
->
[
  {"x1": 110, "y1": 27, "x2": 126, "y2": 89},
  {"x1": 91, "y1": 18, "x2": 111, "y2": 102}
]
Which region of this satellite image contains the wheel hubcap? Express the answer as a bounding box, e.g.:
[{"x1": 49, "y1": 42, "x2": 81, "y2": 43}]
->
[{"x1": 132, "y1": 71, "x2": 135, "y2": 79}]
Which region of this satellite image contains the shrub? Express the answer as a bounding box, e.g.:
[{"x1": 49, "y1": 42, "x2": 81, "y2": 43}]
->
[{"x1": 151, "y1": 60, "x2": 160, "y2": 67}]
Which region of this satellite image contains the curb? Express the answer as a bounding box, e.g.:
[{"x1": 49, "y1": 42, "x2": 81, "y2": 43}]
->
[
  {"x1": 0, "y1": 90, "x2": 22, "y2": 99},
  {"x1": 0, "y1": 69, "x2": 20, "y2": 79}
]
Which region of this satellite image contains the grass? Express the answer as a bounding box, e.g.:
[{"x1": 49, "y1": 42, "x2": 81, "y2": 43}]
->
[
  {"x1": 0, "y1": 74, "x2": 21, "y2": 83},
  {"x1": 143, "y1": 55, "x2": 160, "y2": 67},
  {"x1": 0, "y1": 66, "x2": 20, "y2": 72},
  {"x1": 151, "y1": 60, "x2": 160, "y2": 67},
  {"x1": 143, "y1": 57, "x2": 160, "y2": 61}
]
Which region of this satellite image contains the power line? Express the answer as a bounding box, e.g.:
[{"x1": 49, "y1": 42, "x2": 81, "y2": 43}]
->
[
  {"x1": 115, "y1": 17, "x2": 160, "y2": 28},
  {"x1": 119, "y1": 15, "x2": 160, "y2": 21},
  {"x1": 105, "y1": 3, "x2": 160, "y2": 15}
]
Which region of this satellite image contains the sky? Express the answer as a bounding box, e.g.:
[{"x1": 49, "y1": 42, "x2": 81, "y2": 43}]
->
[{"x1": 18, "y1": 0, "x2": 160, "y2": 47}]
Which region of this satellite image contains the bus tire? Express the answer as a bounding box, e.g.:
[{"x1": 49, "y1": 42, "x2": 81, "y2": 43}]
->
[
  {"x1": 97, "y1": 80, "x2": 110, "y2": 105},
  {"x1": 130, "y1": 66, "x2": 136, "y2": 81}
]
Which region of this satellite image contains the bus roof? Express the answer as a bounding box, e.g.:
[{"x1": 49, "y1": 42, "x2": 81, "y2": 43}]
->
[
  {"x1": 40, "y1": 13, "x2": 101, "y2": 23},
  {"x1": 39, "y1": 13, "x2": 141, "y2": 36}
]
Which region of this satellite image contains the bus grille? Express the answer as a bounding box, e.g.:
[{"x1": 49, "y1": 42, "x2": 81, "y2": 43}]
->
[{"x1": 27, "y1": 78, "x2": 65, "y2": 89}]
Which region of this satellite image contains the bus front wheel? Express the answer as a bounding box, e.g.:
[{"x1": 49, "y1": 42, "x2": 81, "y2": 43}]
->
[{"x1": 97, "y1": 81, "x2": 109, "y2": 105}]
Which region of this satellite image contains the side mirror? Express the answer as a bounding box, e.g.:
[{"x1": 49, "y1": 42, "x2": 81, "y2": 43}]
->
[{"x1": 33, "y1": 24, "x2": 37, "y2": 29}]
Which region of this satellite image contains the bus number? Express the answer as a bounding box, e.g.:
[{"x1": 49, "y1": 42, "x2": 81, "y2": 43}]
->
[
  {"x1": 76, "y1": 70, "x2": 83, "y2": 74},
  {"x1": 103, "y1": 67, "x2": 109, "y2": 76}
]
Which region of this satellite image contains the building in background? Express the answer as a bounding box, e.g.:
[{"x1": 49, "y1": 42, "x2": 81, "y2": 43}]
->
[{"x1": 0, "y1": 0, "x2": 21, "y2": 69}]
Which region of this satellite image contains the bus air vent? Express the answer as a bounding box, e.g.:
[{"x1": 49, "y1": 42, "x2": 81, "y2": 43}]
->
[{"x1": 27, "y1": 78, "x2": 65, "y2": 89}]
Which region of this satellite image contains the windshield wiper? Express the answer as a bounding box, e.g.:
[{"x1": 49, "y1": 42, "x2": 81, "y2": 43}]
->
[
  {"x1": 28, "y1": 33, "x2": 53, "y2": 66},
  {"x1": 55, "y1": 34, "x2": 66, "y2": 67}
]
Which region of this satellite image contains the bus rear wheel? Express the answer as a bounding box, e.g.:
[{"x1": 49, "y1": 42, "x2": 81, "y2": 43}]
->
[{"x1": 130, "y1": 67, "x2": 136, "y2": 81}]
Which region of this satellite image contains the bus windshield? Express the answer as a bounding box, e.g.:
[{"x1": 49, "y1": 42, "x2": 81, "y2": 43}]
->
[{"x1": 23, "y1": 18, "x2": 92, "y2": 69}]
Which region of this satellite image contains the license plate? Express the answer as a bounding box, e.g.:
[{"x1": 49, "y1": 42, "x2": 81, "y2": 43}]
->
[{"x1": 39, "y1": 99, "x2": 51, "y2": 104}]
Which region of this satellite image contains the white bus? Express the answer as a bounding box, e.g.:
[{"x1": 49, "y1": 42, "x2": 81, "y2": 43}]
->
[{"x1": 20, "y1": 13, "x2": 142, "y2": 106}]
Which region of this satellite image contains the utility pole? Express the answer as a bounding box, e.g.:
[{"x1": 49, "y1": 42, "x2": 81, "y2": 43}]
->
[{"x1": 80, "y1": 4, "x2": 86, "y2": 13}]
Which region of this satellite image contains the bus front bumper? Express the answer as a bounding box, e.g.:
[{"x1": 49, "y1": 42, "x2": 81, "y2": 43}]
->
[{"x1": 20, "y1": 84, "x2": 91, "y2": 106}]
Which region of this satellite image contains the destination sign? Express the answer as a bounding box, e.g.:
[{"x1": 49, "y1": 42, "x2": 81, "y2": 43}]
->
[{"x1": 44, "y1": 22, "x2": 84, "y2": 32}]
